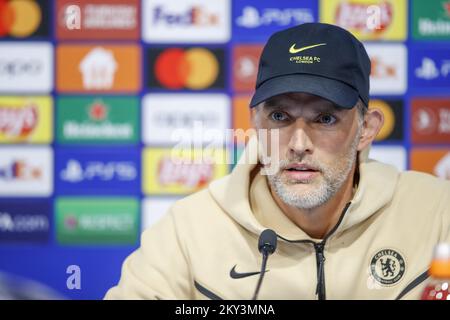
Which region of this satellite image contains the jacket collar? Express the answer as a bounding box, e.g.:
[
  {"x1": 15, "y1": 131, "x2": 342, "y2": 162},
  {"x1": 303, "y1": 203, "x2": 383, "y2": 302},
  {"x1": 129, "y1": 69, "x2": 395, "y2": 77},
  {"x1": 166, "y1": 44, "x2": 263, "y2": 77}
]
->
[{"x1": 209, "y1": 135, "x2": 399, "y2": 241}]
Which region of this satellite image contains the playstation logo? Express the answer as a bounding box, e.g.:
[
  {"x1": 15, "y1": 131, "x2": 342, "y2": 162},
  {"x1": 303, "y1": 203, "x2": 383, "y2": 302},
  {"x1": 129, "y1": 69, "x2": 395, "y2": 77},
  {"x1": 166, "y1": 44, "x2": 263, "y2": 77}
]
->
[{"x1": 415, "y1": 57, "x2": 439, "y2": 80}]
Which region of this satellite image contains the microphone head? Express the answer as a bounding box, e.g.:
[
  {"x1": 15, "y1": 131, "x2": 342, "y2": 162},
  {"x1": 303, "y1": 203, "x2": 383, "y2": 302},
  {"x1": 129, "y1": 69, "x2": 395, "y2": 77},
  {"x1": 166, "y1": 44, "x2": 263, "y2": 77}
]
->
[{"x1": 258, "y1": 229, "x2": 277, "y2": 255}]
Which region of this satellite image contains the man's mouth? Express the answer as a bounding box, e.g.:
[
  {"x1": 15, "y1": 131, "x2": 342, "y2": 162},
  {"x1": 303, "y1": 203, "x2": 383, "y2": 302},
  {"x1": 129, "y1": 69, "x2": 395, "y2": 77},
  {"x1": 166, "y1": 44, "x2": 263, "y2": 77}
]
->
[
  {"x1": 285, "y1": 163, "x2": 319, "y2": 172},
  {"x1": 283, "y1": 164, "x2": 320, "y2": 181}
]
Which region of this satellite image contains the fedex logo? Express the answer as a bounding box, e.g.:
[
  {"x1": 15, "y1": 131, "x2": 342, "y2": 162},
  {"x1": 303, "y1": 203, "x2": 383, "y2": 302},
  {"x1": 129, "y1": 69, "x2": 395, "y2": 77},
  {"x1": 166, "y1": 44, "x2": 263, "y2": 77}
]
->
[
  {"x1": 143, "y1": 0, "x2": 230, "y2": 43},
  {"x1": 0, "y1": 147, "x2": 53, "y2": 196},
  {"x1": 0, "y1": 160, "x2": 42, "y2": 181},
  {"x1": 152, "y1": 6, "x2": 219, "y2": 26}
]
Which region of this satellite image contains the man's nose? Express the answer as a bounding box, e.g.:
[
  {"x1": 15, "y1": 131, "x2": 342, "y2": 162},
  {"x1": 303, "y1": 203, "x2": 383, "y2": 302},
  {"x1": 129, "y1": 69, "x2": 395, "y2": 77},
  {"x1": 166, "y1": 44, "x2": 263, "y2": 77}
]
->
[{"x1": 287, "y1": 119, "x2": 314, "y2": 156}]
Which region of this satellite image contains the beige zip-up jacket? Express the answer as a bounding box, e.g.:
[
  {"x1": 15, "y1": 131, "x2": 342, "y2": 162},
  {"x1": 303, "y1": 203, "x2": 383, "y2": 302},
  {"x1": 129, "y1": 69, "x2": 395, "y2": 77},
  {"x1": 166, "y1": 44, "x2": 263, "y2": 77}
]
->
[{"x1": 105, "y1": 137, "x2": 450, "y2": 300}]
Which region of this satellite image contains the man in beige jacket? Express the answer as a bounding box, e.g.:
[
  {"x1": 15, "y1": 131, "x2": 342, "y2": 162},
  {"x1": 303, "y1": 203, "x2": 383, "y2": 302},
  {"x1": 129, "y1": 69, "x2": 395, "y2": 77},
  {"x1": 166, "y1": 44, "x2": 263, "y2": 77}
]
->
[{"x1": 105, "y1": 23, "x2": 450, "y2": 300}]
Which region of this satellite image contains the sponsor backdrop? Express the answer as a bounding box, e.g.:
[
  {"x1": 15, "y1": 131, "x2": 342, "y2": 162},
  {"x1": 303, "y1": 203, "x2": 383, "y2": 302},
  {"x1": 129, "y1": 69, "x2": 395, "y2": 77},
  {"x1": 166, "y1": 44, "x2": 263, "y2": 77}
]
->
[{"x1": 0, "y1": 0, "x2": 449, "y2": 299}]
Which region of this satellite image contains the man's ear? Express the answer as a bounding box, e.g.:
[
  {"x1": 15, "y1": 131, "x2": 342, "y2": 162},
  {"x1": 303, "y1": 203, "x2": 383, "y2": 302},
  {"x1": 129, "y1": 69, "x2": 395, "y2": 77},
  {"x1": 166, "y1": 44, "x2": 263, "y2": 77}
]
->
[
  {"x1": 357, "y1": 108, "x2": 384, "y2": 151},
  {"x1": 250, "y1": 106, "x2": 258, "y2": 128}
]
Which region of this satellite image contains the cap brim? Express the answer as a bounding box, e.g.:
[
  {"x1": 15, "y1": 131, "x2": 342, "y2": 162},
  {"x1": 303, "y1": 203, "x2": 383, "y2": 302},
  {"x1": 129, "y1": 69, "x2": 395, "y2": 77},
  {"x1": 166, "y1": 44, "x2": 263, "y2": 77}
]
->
[{"x1": 249, "y1": 74, "x2": 359, "y2": 109}]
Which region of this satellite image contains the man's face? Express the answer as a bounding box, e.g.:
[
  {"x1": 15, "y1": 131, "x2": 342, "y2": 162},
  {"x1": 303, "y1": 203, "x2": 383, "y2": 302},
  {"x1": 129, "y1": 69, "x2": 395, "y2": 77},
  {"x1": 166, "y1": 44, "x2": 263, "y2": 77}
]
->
[{"x1": 252, "y1": 92, "x2": 363, "y2": 210}]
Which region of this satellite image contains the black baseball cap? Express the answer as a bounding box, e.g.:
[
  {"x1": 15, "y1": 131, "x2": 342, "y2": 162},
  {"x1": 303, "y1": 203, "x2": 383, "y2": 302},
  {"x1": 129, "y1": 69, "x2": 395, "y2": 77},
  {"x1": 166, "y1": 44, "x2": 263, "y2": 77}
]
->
[{"x1": 250, "y1": 23, "x2": 371, "y2": 109}]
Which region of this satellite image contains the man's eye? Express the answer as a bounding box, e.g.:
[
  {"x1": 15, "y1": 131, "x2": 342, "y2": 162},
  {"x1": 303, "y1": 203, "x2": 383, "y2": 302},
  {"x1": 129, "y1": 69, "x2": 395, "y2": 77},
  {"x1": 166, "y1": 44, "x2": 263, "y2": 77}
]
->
[
  {"x1": 270, "y1": 111, "x2": 288, "y2": 122},
  {"x1": 317, "y1": 114, "x2": 337, "y2": 125}
]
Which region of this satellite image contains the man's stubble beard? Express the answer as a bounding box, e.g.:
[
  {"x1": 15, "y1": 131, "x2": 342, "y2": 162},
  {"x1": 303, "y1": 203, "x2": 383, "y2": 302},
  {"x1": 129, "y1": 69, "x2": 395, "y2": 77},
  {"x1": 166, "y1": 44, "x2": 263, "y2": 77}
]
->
[{"x1": 265, "y1": 127, "x2": 361, "y2": 210}]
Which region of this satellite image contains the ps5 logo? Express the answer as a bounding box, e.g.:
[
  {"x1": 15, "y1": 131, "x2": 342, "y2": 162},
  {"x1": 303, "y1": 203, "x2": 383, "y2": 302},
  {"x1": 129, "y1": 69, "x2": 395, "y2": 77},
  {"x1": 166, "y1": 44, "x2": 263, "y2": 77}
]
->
[
  {"x1": 65, "y1": 5, "x2": 81, "y2": 30},
  {"x1": 415, "y1": 57, "x2": 450, "y2": 80},
  {"x1": 60, "y1": 159, "x2": 137, "y2": 183},
  {"x1": 236, "y1": 6, "x2": 314, "y2": 28}
]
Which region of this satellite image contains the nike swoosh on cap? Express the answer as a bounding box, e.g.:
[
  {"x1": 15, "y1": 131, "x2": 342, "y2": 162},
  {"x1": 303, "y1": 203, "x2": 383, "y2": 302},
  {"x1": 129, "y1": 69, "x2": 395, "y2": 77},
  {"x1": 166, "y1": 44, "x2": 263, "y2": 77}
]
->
[
  {"x1": 229, "y1": 264, "x2": 266, "y2": 279},
  {"x1": 289, "y1": 43, "x2": 327, "y2": 54}
]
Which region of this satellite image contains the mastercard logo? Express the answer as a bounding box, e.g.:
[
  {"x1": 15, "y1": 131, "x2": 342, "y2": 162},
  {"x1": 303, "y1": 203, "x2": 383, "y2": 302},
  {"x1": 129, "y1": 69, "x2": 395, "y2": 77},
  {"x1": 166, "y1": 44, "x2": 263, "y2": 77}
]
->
[
  {"x1": 153, "y1": 48, "x2": 221, "y2": 90},
  {"x1": 0, "y1": 0, "x2": 42, "y2": 37}
]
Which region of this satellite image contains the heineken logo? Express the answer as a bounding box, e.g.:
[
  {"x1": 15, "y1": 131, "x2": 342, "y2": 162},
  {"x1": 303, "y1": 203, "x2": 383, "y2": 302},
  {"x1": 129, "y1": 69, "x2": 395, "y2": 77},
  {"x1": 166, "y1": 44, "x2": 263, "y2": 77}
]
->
[
  {"x1": 444, "y1": 2, "x2": 450, "y2": 17},
  {"x1": 57, "y1": 97, "x2": 139, "y2": 143},
  {"x1": 88, "y1": 101, "x2": 108, "y2": 121},
  {"x1": 64, "y1": 215, "x2": 78, "y2": 230},
  {"x1": 413, "y1": 0, "x2": 450, "y2": 38}
]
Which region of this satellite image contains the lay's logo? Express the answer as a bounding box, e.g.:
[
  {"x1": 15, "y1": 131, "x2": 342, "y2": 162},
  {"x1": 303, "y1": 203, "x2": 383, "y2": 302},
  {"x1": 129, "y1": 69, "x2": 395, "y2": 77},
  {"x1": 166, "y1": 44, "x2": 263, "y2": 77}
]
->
[
  {"x1": 143, "y1": 148, "x2": 228, "y2": 195},
  {"x1": 0, "y1": 105, "x2": 37, "y2": 137},
  {"x1": 0, "y1": 96, "x2": 53, "y2": 143},
  {"x1": 158, "y1": 156, "x2": 213, "y2": 188}
]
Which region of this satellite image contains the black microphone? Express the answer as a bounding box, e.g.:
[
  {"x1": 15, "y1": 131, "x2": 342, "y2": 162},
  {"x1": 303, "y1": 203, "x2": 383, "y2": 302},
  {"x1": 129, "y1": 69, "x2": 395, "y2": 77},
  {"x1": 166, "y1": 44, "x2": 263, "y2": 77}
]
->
[{"x1": 252, "y1": 229, "x2": 277, "y2": 300}]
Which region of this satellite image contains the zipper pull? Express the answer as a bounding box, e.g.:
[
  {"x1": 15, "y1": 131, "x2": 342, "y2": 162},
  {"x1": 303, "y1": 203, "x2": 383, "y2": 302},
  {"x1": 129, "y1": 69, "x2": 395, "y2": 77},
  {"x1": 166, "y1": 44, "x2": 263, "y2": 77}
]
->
[{"x1": 314, "y1": 243, "x2": 326, "y2": 300}]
